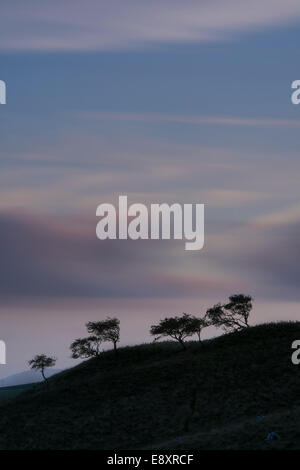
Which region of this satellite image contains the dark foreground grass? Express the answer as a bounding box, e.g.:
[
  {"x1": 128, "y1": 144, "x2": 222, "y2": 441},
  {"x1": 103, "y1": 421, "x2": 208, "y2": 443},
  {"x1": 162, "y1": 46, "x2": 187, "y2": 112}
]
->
[{"x1": 0, "y1": 321, "x2": 299, "y2": 449}]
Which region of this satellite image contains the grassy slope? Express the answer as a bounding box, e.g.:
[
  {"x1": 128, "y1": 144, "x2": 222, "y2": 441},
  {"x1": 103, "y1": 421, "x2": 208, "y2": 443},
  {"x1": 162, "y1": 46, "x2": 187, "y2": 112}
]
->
[{"x1": 0, "y1": 321, "x2": 300, "y2": 449}]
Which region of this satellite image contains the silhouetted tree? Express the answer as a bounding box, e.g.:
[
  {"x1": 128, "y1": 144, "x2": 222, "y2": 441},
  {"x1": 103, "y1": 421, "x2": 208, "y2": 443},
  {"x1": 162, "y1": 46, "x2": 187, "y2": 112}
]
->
[
  {"x1": 70, "y1": 336, "x2": 102, "y2": 359},
  {"x1": 188, "y1": 316, "x2": 209, "y2": 342},
  {"x1": 87, "y1": 317, "x2": 120, "y2": 356},
  {"x1": 28, "y1": 354, "x2": 56, "y2": 387},
  {"x1": 205, "y1": 303, "x2": 224, "y2": 329},
  {"x1": 206, "y1": 294, "x2": 252, "y2": 332},
  {"x1": 150, "y1": 313, "x2": 197, "y2": 350}
]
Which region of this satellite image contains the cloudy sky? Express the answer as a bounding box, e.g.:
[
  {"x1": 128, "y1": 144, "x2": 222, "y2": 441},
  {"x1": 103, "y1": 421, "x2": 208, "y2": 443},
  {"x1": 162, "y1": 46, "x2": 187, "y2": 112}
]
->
[{"x1": 1, "y1": 0, "x2": 300, "y2": 377}]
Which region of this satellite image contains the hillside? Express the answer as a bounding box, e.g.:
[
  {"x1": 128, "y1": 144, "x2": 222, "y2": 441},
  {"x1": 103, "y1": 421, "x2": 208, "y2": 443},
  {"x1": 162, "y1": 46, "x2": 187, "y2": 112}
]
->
[
  {"x1": 0, "y1": 322, "x2": 300, "y2": 450},
  {"x1": 0, "y1": 369, "x2": 61, "y2": 388}
]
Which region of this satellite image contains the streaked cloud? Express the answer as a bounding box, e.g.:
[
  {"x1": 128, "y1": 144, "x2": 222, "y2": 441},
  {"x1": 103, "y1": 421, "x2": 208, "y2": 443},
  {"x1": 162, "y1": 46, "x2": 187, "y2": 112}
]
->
[
  {"x1": 0, "y1": 211, "x2": 236, "y2": 300},
  {"x1": 82, "y1": 111, "x2": 300, "y2": 129},
  {"x1": 3, "y1": 0, "x2": 300, "y2": 51},
  {"x1": 205, "y1": 201, "x2": 300, "y2": 301},
  {"x1": 202, "y1": 189, "x2": 271, "y2": 208},
  {"x1": 253, "y1": 204, "x2": 300, "y2": 228},
  {"x1": 2, "y1": 205, "x2": 300, "y2": 303}
]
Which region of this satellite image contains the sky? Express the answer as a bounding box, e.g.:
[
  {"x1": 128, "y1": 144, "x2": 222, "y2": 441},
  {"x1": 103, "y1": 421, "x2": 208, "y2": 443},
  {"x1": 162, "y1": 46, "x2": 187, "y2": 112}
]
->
[{"x1": 0, "y1": 0, "x2": 300, "y2": 377}]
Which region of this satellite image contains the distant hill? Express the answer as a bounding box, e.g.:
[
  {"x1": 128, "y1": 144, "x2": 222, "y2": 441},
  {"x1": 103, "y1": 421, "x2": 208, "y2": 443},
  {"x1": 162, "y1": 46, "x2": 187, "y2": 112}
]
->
[
  {"x1": 0, "y1": 383, "x2": 35, "y2": 401},
  {"x1": 0, "y1": 369, "x2": 61, "y2": 387},
  {"x1": 0, "y1": 322, "x2": 299, "y2": 449}
]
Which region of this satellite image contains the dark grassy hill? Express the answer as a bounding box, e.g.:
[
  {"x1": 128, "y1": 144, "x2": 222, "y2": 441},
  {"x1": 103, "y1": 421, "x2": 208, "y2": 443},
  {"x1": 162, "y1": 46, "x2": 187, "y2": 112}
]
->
[
  {"x1": 0, "y1": 322, "x2": 300, "y2": 449},
  {"x1": 0, "y1": 383, "x2": 34, "y2": 402}
]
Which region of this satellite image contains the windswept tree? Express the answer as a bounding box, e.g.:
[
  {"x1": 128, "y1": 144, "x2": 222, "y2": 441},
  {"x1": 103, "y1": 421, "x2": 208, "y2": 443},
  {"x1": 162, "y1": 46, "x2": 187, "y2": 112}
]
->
[
  {"x1": 87, "y1": 317, "x2": 120, "y2": 356},
  {"x1": 70, "y1": 336, "x2": 102, "y2": 360},
  {"x1": 28, "y1": 354, "x2": 56, "y2": 387},
  {"x1": 150, "y1": 313, "x2": 197, "y2": 350},
  {"x1": 205, "y1": 303, "x2": 225, "y2": 329},
  {"x1": 188, "y1": 316, "x2": 209, "y2": 343},
  {"x1": 206, "y1": 294, "x2": 253, "y2": 332}
]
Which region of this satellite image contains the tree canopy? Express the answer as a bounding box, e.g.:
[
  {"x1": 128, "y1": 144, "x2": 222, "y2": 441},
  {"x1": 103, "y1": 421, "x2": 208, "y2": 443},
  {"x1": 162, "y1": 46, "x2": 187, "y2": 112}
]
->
[
  {"x1": 150, "y1": 313, "x2": 204, "y2": 350},
  {"x1": 28, "y1": 354, "x2": 56, "y2": 385},
  {"x1": 206, "y1": 294, "x2": 252, "y2": 332},
  {"x1": 70, "y1": 336, "x2": 102, "y2": 359},
  {"x1": 87, "y1": 317, "x2": 120, "y2": 354}
]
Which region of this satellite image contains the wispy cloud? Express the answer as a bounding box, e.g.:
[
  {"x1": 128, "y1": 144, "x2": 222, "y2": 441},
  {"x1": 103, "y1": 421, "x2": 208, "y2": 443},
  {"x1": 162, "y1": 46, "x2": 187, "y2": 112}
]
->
[
  {"x1": 2, "y1": 205, "x2": 300, "y2": 304},
  {"x1": 3, "y1": 0, "x2": 300, "y2": 51},
  {"x1": 0, "y1": 211, "x2": 237, "y2": 301},
  {"x1": 81, "y1": 111, "x2": 300, "y2": 129},
  {"x1": 253, "y1": 204, "x2": 300, "y2": 228}
]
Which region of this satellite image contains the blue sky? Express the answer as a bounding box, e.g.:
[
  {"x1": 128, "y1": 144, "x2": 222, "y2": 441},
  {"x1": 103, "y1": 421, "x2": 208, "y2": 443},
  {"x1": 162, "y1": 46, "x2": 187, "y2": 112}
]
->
[{"x1": 1, "y1": 0, "x2": 300, "y2": 376}]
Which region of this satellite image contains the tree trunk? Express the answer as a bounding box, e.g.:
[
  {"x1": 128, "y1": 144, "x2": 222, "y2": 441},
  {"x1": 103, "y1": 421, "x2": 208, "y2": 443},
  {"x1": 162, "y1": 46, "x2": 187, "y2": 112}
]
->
[
  {"x1": 41, "y1": 368, "x2": 49, "y2": 389},
  {"x1": 113, "y1": 341, "x2": 118, "y2": 357}
]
